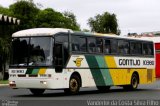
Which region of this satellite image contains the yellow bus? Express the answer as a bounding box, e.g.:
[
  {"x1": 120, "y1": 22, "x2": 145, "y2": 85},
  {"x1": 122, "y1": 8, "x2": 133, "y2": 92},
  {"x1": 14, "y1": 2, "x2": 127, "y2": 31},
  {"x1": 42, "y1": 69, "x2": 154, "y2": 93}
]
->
[{"x1": 9, "y1": 28, "x2": 155, "y2": 95}]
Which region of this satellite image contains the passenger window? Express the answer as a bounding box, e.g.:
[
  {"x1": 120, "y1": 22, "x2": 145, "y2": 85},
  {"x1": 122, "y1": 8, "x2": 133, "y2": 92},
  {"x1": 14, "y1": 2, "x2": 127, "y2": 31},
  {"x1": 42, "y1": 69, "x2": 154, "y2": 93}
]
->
[
  {"x1": 96, "y1": 38, "x2": 103, "y2": 53},
  {"x1": 130, "y1": 42, "x2": 142, "y2": 55},
  {"x1": 143, "y1": 43, "x2": 153, "y2": 55},
  {"x1": 104, "y1": 39, "x2": 111, "y2": 54},
  {"x1": 118, "y1": 40, "x2": 129, "y2": 55},
  {"x1": 111, "y1": 39, "x2": 117, "y2": 54},
  {"x1": 88, "y1": 37, "x2": 96, "y2": 53},
  {"x1": 71, "y1": 35, "x2": 87, "y2": 52}
]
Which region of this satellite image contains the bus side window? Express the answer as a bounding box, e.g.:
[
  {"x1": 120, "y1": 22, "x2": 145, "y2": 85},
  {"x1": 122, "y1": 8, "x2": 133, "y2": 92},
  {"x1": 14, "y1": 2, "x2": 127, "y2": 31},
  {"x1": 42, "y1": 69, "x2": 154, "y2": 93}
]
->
[
  {"x1": 71, "y1": 35, "x2": 87, "y2": 52},
  {"x1": 96, "y1": 38, "x2": 103, "y2": 53},
  {"x1": 79, "y1": 37, "x2": 87, "y2": 52},
  {"x1": 72, "y1": 44, "x2": 80, "y2": 51},
  {"x1": 104, "y1": 39, "x2": 111, "y2": 54},
  {"x1": 143, "y1": 43, "x2": 154, "y2": 56},
  {"x1": 72, "y1": 35, "x2": 80, "y2": 52},
  {"x1": 88, "y1": 37, "x2": 96, "y2": 53},
  {"x1": 148, "y1": 44, "x2": 154, "y2": 55},
  {"x1": 118, "y1": 40, "x2": 129, "y2": 55},
  {"x1": 130, "y1": 42, "x2": 142, "y2": 55},
  {"x1": 110, "y1": 39, "x2": 118, "y2": 54}
]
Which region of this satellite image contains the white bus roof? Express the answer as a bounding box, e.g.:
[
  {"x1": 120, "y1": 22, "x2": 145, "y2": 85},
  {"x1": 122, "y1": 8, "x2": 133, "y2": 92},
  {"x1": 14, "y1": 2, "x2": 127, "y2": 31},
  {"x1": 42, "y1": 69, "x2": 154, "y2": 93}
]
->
[
  {"x1": 137, "y1": 37, "x2": 160, "y2": 43},
  {"x1": 12, "y1": 28, "x2": 73, "y2": 37},
  {"x1": 12, "y1": 28, "x2": 153, "y2": 42}
]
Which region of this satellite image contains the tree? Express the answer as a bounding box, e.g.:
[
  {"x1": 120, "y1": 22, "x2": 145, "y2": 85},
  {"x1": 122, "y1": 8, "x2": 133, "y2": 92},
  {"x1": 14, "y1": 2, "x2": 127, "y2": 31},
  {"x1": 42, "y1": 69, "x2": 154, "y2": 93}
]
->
[
  {"x1": 35, "y1": 9, "x2": 80, "y2": 30},
  {"x1": 0, "y1": 38, "x2": 10, "y2": 80},
  {"x1": 88, "y1": 12, "x2": 120, "y2": 35},
  {"x1": 9, "y1": 0, "x2": 40, "y2": 29},
  {"x1": 63, "y1": 11, "x2": 80, "y2": 30},
  {"x1": 0, "y1": 6, "x2": 11, "y2": 15}
]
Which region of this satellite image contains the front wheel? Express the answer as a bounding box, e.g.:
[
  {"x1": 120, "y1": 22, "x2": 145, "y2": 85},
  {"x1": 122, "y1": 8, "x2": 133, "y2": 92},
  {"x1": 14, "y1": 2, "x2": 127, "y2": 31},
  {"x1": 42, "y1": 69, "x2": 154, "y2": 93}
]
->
[
  {"x1": 64, "y1": 75, "x2": 80, "y2": 95},
  {"x1": 29, "y1": 89, "x2": 45, "y2": 95}
]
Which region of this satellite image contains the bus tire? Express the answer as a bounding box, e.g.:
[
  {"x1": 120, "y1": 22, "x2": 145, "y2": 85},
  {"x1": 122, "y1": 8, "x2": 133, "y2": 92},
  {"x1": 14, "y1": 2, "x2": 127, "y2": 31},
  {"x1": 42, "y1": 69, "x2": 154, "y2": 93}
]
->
[
  {"x1": 64, "y1": 75, "x2": 80, "y2": 95},
  {"x1": 29, "y1": 89, "x2": 45, "y2": 95},
  {"x1": 123, "y1": 73, "x2": 139, "y2": 90},
  {"x1": 97, "y1": 86, "x2": 110, "y2": 92}
]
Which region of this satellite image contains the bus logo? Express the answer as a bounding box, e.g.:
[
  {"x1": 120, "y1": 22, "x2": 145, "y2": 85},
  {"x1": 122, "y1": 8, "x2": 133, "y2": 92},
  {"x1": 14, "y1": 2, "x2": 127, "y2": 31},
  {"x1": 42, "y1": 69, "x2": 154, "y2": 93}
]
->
[{"x1": 74, "y1": 58, "x2": 83, "y2": 67}]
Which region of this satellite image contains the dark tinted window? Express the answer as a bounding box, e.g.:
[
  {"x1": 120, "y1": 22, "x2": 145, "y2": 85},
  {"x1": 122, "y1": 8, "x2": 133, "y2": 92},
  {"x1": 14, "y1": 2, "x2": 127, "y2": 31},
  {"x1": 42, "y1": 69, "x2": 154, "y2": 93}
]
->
[
  {"x1": 111, "y1": 39, "x2": 118, "y2": 54},
  {"x1": 130, "y1": 42, "x2": 142, "y2": 55},
  {"x1": 55, "y1": 34, "x2": 68, "y2": 43},
  {"x1": 11, "y1": 37, "x2": 53, "y2": 66},
  {"x1": 143, "y1": 43, "x2": 153, "y2": 55},
  {"x1": 96, "y1": 38, "x2": 103, "y2": 53},
  {"x1": 72, "y1": 35, "x2": 87, "y2": 52},
  {"x1": 11, "y1": 38, "x2": 29, "y2": 66},
  {"x1": 118, "y1": 40, "x2": 129, "y2": 55},
  {"x1": 88, "y1": 37, "x2": 96, "y2": 53},
  {"x1": 104, "y1": 39, "x2": 111, "y2": 54}
]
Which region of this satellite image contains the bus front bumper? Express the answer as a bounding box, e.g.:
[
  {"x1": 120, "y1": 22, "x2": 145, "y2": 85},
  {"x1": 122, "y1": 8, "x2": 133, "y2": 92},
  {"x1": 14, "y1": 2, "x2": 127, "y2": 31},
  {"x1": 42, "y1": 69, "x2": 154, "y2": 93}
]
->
[{"x1": 9, "y1": 78, "x2": 69, "y2": 89}]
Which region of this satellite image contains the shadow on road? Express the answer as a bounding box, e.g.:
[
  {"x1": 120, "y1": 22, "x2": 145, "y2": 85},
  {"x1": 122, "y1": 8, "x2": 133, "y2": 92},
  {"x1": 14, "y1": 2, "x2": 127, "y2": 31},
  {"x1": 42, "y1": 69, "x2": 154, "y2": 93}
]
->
[{"x1": 13, "y1": 88, "x2": 156, "y2": 98}]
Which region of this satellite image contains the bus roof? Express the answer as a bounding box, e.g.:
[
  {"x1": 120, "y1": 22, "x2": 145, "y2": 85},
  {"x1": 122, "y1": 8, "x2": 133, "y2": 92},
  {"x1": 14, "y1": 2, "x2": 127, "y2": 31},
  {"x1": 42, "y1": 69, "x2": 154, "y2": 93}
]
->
[
  {"x1": 74, "y1": 31, "x2": 153, "y2": 42},
  {"x1": 136, "y1": 36, "x2": 160, "y2": 43},
  {"x1": 12, "y1": 28, "x2": 72, "y2": 37},
  {"x1": 12, "y1": 28, "x2": 153, "y2": 42}
]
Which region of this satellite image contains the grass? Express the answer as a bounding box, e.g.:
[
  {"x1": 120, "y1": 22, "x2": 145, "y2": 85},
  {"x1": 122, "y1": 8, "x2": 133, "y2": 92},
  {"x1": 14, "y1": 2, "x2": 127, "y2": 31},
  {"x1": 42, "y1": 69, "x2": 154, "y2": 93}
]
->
[{"x1": 0, "y1": 80, "x2": 8, "y2": 84}]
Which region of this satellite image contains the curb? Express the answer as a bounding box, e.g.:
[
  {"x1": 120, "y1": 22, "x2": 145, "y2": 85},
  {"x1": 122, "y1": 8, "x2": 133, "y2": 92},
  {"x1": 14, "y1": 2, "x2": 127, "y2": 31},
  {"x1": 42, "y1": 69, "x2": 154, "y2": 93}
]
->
[{"x1": 0, "y1": 84, "x2": 9, "y2": 87}]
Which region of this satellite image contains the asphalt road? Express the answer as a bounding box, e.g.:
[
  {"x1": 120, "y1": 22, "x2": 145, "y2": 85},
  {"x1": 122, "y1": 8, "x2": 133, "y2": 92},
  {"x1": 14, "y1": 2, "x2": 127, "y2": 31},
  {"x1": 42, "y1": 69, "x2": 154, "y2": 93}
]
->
[{"x1": 0, "y1": 80, "x2": 160, "y2": 106}]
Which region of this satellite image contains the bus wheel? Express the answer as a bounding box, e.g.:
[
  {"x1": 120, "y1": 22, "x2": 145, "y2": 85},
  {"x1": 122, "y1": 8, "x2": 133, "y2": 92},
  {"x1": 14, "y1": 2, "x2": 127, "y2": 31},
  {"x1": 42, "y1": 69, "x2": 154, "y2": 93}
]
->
[
  {"x1": 64, "y1": 75, "x2": 80, "y2": 95},
  {"x1": 29, "y1": 89, "x2": 45, "y2": 95},
  {"x1": 123, "y1": 73, "x2": 139, "y2": 90},
  {"x1": 97, "y1": 86, "x2": 110, "y2": 92}
]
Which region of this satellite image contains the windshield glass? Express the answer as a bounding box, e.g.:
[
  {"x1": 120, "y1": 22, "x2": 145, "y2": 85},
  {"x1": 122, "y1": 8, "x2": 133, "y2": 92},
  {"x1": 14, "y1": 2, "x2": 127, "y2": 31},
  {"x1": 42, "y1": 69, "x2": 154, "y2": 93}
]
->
[{"x1": 11, "y1": 37, "x2": 53, "y2": 66}]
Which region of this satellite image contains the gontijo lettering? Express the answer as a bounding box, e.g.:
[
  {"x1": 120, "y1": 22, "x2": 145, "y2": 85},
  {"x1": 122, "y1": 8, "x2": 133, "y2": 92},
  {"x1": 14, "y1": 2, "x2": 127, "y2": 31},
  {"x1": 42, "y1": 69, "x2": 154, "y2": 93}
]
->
[{"x1": 119, "y1": 59, "x2": 140, "y2": 66}]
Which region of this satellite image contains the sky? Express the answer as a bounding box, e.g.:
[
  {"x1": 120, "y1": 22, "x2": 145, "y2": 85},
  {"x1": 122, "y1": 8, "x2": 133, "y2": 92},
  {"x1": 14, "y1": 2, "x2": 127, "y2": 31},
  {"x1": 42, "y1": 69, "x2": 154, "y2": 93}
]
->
[{"x1": 1, "y1": 0, "x2": 160, "y2": 35}]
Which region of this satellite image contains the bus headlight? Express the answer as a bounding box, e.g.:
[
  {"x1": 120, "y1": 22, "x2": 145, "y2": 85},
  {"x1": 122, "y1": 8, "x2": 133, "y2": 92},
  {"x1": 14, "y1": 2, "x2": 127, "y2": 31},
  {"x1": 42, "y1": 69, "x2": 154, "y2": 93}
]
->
[
  {"x1": 40, "y1": 81, "x2": 47, "y2": 85},
  {"x1": 9, "y1": 81, "x2": 15, "y2": 84}
]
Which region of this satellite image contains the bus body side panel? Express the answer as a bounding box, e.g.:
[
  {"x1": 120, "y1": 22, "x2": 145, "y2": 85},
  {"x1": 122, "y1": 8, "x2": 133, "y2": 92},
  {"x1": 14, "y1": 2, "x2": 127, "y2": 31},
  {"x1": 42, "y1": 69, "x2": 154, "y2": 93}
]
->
[
  {"x1": 105, "y1": 56, "x2": 155, "y2": 85},
  {"x1": 9, "y1": 54, "x2": 155, "y2": 89},
  {"x1": 67, "y1": 55, "x2": 155, "y2": 88},
  {"x1": 66, "y1": 55, "x2": 97, "y2": 87}
]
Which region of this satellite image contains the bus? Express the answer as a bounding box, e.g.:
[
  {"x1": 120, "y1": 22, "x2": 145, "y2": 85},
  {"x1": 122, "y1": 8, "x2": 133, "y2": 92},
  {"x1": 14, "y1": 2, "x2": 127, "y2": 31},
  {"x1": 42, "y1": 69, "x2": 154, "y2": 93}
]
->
[
  {"x1": 138, "y1": 36, "x2": 160, "y2": 78},
  {"x1": 9, "y1": 28, "x2": 155, "y2": 95}
]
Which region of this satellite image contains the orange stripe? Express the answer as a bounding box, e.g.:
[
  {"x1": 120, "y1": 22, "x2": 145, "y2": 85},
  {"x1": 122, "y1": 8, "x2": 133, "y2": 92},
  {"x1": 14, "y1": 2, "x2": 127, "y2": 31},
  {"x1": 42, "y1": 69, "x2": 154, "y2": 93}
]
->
[{"x1": 38, "y1": 68, "x2": 47, "y2": 74}]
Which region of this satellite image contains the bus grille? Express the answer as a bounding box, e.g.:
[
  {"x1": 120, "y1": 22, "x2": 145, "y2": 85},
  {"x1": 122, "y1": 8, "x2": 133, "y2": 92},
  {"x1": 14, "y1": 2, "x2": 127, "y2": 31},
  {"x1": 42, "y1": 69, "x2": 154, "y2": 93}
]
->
[{"x1": 18, "y1": 74, "x2": 26, "y2": 77}]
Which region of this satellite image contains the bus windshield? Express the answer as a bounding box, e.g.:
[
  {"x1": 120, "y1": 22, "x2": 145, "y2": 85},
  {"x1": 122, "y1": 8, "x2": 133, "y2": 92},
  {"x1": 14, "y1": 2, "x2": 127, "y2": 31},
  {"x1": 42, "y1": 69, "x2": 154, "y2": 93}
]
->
[{"x1": 11, "y1": 37, "x2": 53, "y2": 66}]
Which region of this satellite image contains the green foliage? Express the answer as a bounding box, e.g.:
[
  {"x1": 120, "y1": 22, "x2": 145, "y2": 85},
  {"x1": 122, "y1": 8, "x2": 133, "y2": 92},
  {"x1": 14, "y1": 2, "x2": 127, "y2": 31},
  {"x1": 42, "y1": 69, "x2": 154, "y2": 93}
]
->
[
  {"x1": 63, "y1": 11, "x2": 80, "y2": 30},
  {"x1": 9, "y1": 0, "x2": 40, "y2": 29},
  {"x1": 35, "y1": 9, "x2": 80, "y2": 30},
  {"x1": 88, "y1": 12, "x2": 120, "y2": 35},
  {"x1": 7, "y1": 1, "x2": 80, "y2": 30},
  {"x1": 35, "y1": 8, "x2": 64, "y2": 28},
  {"x1": 0, "y1": 80, "x2": 8, "y2": 84},
  {"x1": 0, "y1": 6, "x2": 11, "y2": 15},
  {"x1": 0, "y1": 38, "x2": 10, "y2": 65},
  {"x1": 0, "y1": 37, "x2": 10, "y2": 80}
]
